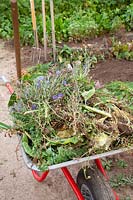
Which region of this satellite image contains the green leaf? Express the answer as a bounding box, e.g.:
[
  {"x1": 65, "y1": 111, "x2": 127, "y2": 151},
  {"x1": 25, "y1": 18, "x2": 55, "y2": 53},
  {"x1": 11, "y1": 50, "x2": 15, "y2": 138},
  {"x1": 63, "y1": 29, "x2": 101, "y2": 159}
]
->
[
  {"x1": 81, "y1": 87, "x2": 95, "y2": 102},
  {"x1": 22, "y1": 134, "x2": 34, "y2": 157},
  {"x1": 129, "y1": 106, "x2": 133, "y2": 111},
  {"x1": 8, "y1": 93, "x2": 17, "y2": 107},
  {"x1": 0, "y1": 122, "x2": 11, "y2": 130}
]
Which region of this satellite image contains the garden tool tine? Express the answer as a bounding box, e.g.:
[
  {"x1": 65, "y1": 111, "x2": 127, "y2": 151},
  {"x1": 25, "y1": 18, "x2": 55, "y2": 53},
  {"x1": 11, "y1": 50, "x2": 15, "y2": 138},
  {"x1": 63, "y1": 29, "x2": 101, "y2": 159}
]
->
[
  {"x1": 31, "y1": 47, "x2": 36, "y2": 64},
  {"x1": 31, "y1": 47, "x2": 41, "y2": 64},
  {"x1": 30, "y1": 0, "x2": 41, "y2": 64},
  {"x1": 37, "y1": 47, "x2": 42, "y2": 63},
  {"x1": 42, "y1": 0, "x2": 47, "y2": 61}
]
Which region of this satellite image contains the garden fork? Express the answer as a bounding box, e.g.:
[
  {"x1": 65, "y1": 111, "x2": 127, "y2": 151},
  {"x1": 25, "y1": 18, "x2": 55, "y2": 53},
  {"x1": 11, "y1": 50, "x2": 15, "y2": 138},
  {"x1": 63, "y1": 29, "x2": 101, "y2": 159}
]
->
[
  {"x1": 30, "y1": 0, "x2": 41, "y2": 64},
  {"x1": 42, "y1": 0, "x2": 56, "y2": 62}
]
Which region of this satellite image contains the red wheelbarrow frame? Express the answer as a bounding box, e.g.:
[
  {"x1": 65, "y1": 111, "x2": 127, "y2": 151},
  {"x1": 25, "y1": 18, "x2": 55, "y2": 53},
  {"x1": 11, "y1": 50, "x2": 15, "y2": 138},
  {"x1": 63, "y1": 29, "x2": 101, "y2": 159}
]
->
[
  {"x1": 5, "y1": 80, "x2": 120, "y2": 200},
  {"x1": 31, "y1": 159, "x2": 119, "y2": 200}
]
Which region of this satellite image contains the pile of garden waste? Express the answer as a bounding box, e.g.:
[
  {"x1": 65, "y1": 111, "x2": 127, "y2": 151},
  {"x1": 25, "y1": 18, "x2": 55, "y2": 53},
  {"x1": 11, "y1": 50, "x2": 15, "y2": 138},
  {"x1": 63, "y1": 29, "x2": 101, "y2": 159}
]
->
[{"x1": 8, "y1": 61, "x2": 133, "y2": 170}]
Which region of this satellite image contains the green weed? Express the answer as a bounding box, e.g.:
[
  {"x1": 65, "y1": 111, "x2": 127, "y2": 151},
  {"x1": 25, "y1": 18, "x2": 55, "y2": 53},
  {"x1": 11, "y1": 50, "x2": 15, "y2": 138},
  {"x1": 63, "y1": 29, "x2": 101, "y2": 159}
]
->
[
  {"x1": 102, "y1": 159, "x2": 113, "y2": 171},
  {"x1": 112, "y1": 39, "x2": 133, "y2": 60},
  {"x1": 117, "y1": 159, "x2": 128, "y2": 168},
  {"x1": 110, "y1": 174, "x2": 133, "y2": 188},
  {"x1": 123, "y1": 197, "x2": 131, "y2": 200}
]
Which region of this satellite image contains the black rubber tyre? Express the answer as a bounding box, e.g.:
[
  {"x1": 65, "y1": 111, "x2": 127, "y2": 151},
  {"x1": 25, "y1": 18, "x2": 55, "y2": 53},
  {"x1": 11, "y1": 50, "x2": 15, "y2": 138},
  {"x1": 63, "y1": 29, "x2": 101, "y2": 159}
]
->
[{"x1": 77, "y1": 166, "x2": 115, "y2": 200}]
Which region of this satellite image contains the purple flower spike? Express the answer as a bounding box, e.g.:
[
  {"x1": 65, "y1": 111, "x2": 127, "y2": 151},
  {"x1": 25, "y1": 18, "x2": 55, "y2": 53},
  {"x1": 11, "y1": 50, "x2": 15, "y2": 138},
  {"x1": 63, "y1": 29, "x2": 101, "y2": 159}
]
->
[
  {"x1": 36, "y1": 76, "x2": 45, "y2": 88},
  {"x1": 62, "y1": 80, "x2": 67, "y2": 86},
  {"x1": 37, "y1": 76, "x2": 45, "y2": 81},
  {"x1": 36, "y1": 82, "x2": 41, "y2": 88},
  {"x1": 57, "y1": 93, "x2": 64, "y2": 98},
  {"x1": 56, "y1": 70, "x2": 61, "y2": 76},
  {"x1": 52, "y1": 93, "x2": 64, "y2": 100},
  {"x1": 52, "y1": 95, "x2": 58, "y2": 100},
  {"x1": 31, "y1": 104, "x2": 37, "y2": 110}
]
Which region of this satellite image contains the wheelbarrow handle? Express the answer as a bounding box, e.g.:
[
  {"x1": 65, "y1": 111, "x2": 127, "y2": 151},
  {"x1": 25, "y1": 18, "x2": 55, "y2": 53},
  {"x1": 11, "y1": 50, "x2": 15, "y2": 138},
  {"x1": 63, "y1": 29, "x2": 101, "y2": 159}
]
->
[
  {"x1": 6, "y1": 82, "x2": 14, "y2": 94},
  {"x1": 0, "y1": 76, "x2": 14, "y2": 94}
]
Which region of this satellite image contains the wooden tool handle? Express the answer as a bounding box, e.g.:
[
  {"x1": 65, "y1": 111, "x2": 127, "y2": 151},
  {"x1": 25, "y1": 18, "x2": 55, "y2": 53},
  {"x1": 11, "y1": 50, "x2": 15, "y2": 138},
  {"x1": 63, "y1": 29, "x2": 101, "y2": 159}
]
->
[
  {"x1": 30, "y1": 0, "x2": 36, "y2": 31},
  {"x1": 11, "y1": 0, "x2": 21, "y2": 79},
  {"x1": 42, "y1": 0, "x2": 47, "y2": 61},
  {"x1": 50, "y1": 0, "x2": 56, "y2": 62}
]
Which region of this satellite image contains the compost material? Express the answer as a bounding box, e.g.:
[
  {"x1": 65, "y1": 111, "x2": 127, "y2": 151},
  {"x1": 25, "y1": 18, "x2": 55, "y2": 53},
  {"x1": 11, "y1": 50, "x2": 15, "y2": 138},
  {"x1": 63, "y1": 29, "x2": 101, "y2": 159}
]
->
[{"x1": 8, "y1": 60, "x2": 133, "y2": 170}]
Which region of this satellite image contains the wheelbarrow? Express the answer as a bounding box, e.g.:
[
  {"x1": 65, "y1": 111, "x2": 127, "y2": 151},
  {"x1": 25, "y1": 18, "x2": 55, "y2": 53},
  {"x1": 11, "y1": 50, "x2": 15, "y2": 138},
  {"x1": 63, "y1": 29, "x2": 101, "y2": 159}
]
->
[
  {"x1": 2, "y1": 76, "x2": 132, "y2": 200},
  {"x1": 21, "y1": 141, "x2": 131, "y2": 200}
]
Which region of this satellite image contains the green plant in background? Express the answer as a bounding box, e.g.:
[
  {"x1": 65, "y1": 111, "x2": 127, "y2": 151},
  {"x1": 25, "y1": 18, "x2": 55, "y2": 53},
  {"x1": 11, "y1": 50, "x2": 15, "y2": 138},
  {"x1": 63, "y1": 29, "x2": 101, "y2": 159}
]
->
[
  {"x1": 0, "y1": 18, "x2": 13, "y2": 39},
  {"x1": 124, "y1": 197, "x2": 131, "y2": 200},
  {"x1": 105, "y1": 81, "x2": 133, "y2": 110},
  {"x1": 68, "y1": 10, "x2": 98, "y2": 41},
  {"x1": 57, "y1": 44, "x2": 72, "y2": 61},
  {"x1": 110, "y1": 174, "x2": 133, "y2": 188},
  {"x1": 122, "y1": 3, "x2": 133, "y2": 31},
  {"x1": 112, "y1": 39, "x2": 133, "y2": 60},
  {"x1": 0, "y1": 0, "x2": 133, "y2": 44},
  {"x1": 117, "y1": 159, "x2": 128, "y2": 168},
  {"x1": 0, "y1": 0, "x2": 12, "y2": 39},
  {"x1": 102, "y1": 159, "x2": 113, "y2": 171},
  {"x1": 111, "y1": 16, "x2": 123, "y2": 32},
  {"x1": 57, "y1": 44, "x2": 98, "y2": 66}
]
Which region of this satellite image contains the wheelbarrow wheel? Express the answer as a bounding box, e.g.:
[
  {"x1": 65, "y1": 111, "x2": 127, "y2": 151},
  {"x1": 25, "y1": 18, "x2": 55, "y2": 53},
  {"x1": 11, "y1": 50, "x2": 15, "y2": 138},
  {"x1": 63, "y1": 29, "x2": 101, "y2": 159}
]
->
[{"x1": 77, "y1": 166, "x2": 115, "y2": 200}]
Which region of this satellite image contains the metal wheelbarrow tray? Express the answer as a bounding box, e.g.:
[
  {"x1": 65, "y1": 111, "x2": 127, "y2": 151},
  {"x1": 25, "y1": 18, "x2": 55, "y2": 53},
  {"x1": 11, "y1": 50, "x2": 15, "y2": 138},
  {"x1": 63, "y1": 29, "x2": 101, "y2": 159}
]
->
[{"x1": 20, "y1": 138, "x2": 132, "y2": 171}]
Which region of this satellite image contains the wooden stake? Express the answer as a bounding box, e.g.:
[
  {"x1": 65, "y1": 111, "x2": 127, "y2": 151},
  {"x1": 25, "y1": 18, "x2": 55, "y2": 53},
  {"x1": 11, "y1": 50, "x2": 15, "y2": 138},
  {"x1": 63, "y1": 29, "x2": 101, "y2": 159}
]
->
[
  {"x1": 11, "y1": 0, "x2": 21, "y2": 79},
  {"x1": 42, "y1": 0, "x2": 47, "y2": 61},
  {"x1": 50, "y1": 0, "x2": 56, "y2": 62}
]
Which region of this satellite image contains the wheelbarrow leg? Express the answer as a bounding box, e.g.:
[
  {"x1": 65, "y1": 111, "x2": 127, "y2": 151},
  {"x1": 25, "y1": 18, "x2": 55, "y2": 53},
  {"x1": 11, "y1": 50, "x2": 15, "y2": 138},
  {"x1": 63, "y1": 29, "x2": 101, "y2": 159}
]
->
[
  {"x1": 61, "y1": 167, "x2": 84, "y2": 200},
  {"x1": 32, "y1": 168, "x2": 84, "y2": 199},
  {"x1": 32, "y1": 170, "x2": 49, "y2": 182},
  {"x1": 95, "y1": 158, "x2": 108, "y2": 179},
  {"x1": 95, "y1": 159, "x2": 119, "y2": 200}
]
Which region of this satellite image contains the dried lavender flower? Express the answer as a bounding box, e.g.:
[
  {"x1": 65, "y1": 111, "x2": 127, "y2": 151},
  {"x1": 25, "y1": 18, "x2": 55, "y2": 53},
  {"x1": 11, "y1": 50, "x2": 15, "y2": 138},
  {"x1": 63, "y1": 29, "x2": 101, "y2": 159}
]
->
[
  {"x1": 56, "y1": 70, "x2": 61, "y2": 76},
  {"x1": 35, "y1": 76, "x2": 45, "y2": 88},
  {"x1": 52, "y1": 93, "x2": 64, "y2": 100},
  {"x1": 57, "y1": 93, "x2": 64, "y2": 98},
  {"x1": 62, "y1": 80, "x2": 67, "y2": 86},
  {"x1": 31, "y1": 104, "x2": 37, "y2": 110},
  {"x1": 52, "y1": 95, "x2": 58, "y2": 100}
]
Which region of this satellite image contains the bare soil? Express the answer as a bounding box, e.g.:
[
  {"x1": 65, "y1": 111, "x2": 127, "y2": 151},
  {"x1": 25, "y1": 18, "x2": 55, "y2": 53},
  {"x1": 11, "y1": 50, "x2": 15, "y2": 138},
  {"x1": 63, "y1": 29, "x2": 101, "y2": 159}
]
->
[
  {"x1": 107, "y1": 151, "x2": 133, "y2": 199},
  {"x1": 0, "y1": 37, "x2": 133, "y2": 200},
  {"x1": 90, "y1": 59, "x2": 133, "y2": 84}
]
